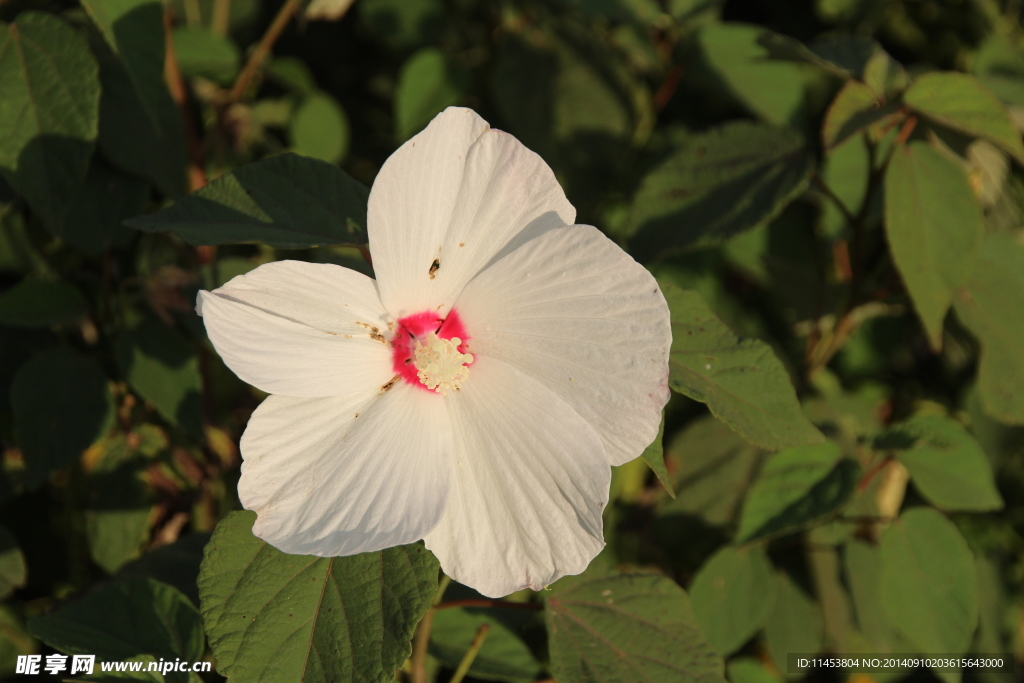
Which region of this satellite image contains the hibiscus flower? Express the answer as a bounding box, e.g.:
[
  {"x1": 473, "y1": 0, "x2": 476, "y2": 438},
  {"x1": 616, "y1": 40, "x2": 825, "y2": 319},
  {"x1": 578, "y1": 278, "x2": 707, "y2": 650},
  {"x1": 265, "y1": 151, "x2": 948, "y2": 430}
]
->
[{"x1": 197, "y1": 107, "x2": 671, "y2": 598}]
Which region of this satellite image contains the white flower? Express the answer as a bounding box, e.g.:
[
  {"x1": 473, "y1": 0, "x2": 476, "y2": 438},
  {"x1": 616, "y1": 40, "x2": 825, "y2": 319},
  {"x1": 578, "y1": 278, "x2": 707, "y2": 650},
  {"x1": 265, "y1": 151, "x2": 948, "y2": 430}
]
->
[{"x1": 196, "y1": 107, "x2": 671, "y2": 598}]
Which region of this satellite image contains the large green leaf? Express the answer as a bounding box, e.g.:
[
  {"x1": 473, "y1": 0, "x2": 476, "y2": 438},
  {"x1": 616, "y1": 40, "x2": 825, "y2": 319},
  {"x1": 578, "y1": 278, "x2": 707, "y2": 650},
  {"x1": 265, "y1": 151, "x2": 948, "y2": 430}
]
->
[
  {"x1": 0, "y1": 279, "x2": 88, "y2": 327},
  {"x1": 28, "y1": 578, "x2": 203, "y2": 664},
  {"x1": 697, "y1": 24, "x2": 806, "y2": 126},
  {"x1": 57, "y1": 159, "x2": 148, "y2": 255},
  {"x1": 954, "y1": 234, "x2": 1024, "y2": 425},
  {"x1": 883, "y1": 141, "x2": 984, "y2": 351},
  {"x1": 544, "y1": 564, "x2": 724, "y2": 683},
  {"x1": 290, "y1": 93, "x2": 350, "y2": 164},
  {"x1": 10, "y1": 347, "x2": 113, "y2": 486},
  {"x1": 0, "y1": 527, "x2": 26, "y2": 599},
  {"x1": 0, "y1": 12, "x2": 100, "y2": 231},
  {"x1": 904, "y1": 72, "x2": 1024, "y2": 163},
  {"x1": 84, "y1": 465, "x2": 155, "y2": 574},
  {"x1": 630, "y1": 122, "x2": 812, "y2": 254},
  {"x1": 736, "y1": 441, "x2": 860, "y2": 542},
  {"x1": 663, "y1": 285, "x2": 824, "y2": 450},
  {"x1": 395, "y1": 48, "x2": 466, "y2": 142},
  {"x1": 879, "y1": 508, "x2": 978, "y2": 658},
  {"x1": 127, "y1": 153, "x2": 369, "y2": 248},
  {"x1": 689, "y1": 545, "x2": 777, "y2": 655},
  {"x1": 81, "y1": 0, "x2": 187, "y2": 197},
  {"x1": 876, "y1": 414, "x2": 1003, "y2": 512},
  {"x1": 116, "y1": 320, "x2": 203, "y2": 438},
  {"x1": 198, "y1": 511, "x2": 439, "y2": 683}
]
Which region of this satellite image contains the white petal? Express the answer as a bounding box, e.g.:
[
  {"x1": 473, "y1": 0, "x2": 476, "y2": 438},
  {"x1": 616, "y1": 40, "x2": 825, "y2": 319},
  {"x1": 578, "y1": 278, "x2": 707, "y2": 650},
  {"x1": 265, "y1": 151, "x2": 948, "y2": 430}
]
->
[
  {"x1": 240, "y1": 382, "x2": 453, "y2": 556},
  {"x1": 455, "y1": 225, "x2": 671, "y2": 466},
  {"x1": 423, "y1": 355, "x2": 608, "y2": 598},
  {"x1": 197, "y1": 260, "x2": 394, "y2": 397},
  {"x1": 368, "y1": 107, "x2": 575, "y2": 319}
]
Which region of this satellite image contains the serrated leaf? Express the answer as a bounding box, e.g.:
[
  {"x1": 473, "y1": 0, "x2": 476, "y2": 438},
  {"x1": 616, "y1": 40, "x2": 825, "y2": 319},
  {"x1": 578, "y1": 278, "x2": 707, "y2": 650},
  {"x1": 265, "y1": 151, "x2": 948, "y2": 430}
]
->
[
  {"x1": 545, "y1": 564, "x2": 724, "y2": 683},
  {"x1": 28, "y1": 578, "x2": 203, "y2": 669},
  {"x1": 0, "y1": 527, "x2": 26, "y2": 599},
  {"x1": 395, "y1": 48, "x2": 466, "y2": 142},
  {"x1": 736, "y1": 442, "x2": 859, "y2": 542},
  {"x1": 641, "y1": 412, "x2": 674, "y2": 497},
  {"x1": 879, "y1": 508, "x2": 978, "y2": 662},
  {"x1": 198, "y1": 511, "x2": 439, "y2": 683},
  {"x1": 689, "y1": 545, "x2": 777, "y2": 656},
  {"x1": 430, "y1": 583, "x2": 543, "y2": 682},
  {"x1": 876, "y1": 414, "x2": 1003, "y2": 512},
  {"x1": 904, "y1": 72, "x2": 1024, "y2": 163},
  {"x1": 116, "y1": 320, "x2": 203, "y2": 438},
  {"x1": 127, "y1": 153, "x2": 369, "y2": 248},
  {"x1": 883, "y1": 141, "x2": 984, "y2": 351},
  {"x1": 954, "y1": 234, "x2": 1024, "y2": 425},
  {"x1": 81, "y1": 0, "x2": 187, "y2": 197},
  {"x1": 0, "y1": 279, "x2": 88, "y2": 327},
  {"x1": 0, "y1": 12, "x2": 100, "y2": 231},
  {"x1": 822, "y1": 80, "x2": 896, "y2": 150},
  {"x1": 663, "y1": 285, "x2": 824, "y2": 450},
  {"x1": 631, "y1": 122, "x2": 812, "y2": 254},
  {"x1": 10, "y1": 348, "x2": 114, "y2": 486}
]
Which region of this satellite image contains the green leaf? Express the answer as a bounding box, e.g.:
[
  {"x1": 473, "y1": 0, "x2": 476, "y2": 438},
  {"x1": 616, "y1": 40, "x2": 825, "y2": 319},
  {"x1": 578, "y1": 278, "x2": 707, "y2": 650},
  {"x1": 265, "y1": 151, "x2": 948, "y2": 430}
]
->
[
  {"x1": 820, "y1": 134, "x2": 870, "y2": 240},
  {"x1": 29, "y1": 578, "x2": 202, "y2": 660},
  {"x1": 641, "y1": 412, "x2": 674, "y2": 498},
  {"x1": 763, "y1": 573, "x2": 823, "y2": 671},
  {"x1": 973, "y1": 37, "x2": 1024, "y2": 107},
  {"x1": 116, "y1": 320, "x2": 203, "y2": 438},
  {"x1": 126, "y1": 153, "x2": 369, "y2": 248},
  {"x1": 689, "y1": 545, "x2": 777, "y2": 656},
  {"x1": 118, "y1": 533, "x2": 211, "y2": 606},
  {"x1": 876, "y1": 414, "x2": 1003, "y2": 512},
  {"x1": 736, "y1": 442, "x2": 860, "y2": 542},
  {"x1": 81, "y1": 0, "x2": 187, "y2": 197},
  {"x1": 84, "y1": 465, "x2": 154, "y2": 574},
  {"x1": 727, "y1": 658, "x2": 784, "y2": 683},
  {"x1": 0, "y1": 12, "x2": 100, "y2": 231},
  {"x1": 430, "y1": 584, "x2": 543, "y2": 682},
  {"x1": 544, "y1": 564, "x2": 724, "y2": 683},
  {"x1": 84, "y1": 655, "x2": 166, "y2": 682},
  {"x1": 630, "y1": 122, "x2": 812, "y2": 253},
  {"x1": 904, "y1": 72, "x2": 1024, "y2": 163},
  {"x1": 697, "y1": 24, "x2": 806, "y2": 126},
  {"x1": 954, "y1": 234, "x2": 1024, "y2": 425},
  {"x1": 0, "y1": 526, "x2": 26, "y2": 599},
  {"x1": 171, "y1": 27, "x2": 239, "y2": 85},
  {"x1": 93, "y1": 36, "x2": 187, "y2": 198},
  {"x1": 757, "y1": 31, "x2": 877, "y2": 79},
  {"x1": 11, "y1": 348, "x2": 113, "y2": 486},
  {"x1": 879, "y1": 508, "x2": 978, "y2": 659},
  {"x1": 0, "y1": 279, "x2": 88, "y2": 327},
  {"x1": 660, "y1": 415, "x2": 764, "y2": 527},
  {"x1": 845, "y1": 539, "x2": 909, "y2": 655},
  {"x1": 290, "y1": 93, "x2": 350, "y2": 163},
  {"x1": 822, "y1": 80, "x2": 896, "y2": 150},
  {"x1": 395, "y1": 48, "x2": 466, "y2": 142},
  {"x1": 198, "y1": 510, "x2": 439, "y2": 683},
  {"x1": 57, "y1": 159, "x2": 148, "y2": 255},
  {"x1": 663, "y1": 285, "x2": 824, "y2": 450},
  {"x1": 883, "y1": 141, "x2": 984, "y2": 351}
]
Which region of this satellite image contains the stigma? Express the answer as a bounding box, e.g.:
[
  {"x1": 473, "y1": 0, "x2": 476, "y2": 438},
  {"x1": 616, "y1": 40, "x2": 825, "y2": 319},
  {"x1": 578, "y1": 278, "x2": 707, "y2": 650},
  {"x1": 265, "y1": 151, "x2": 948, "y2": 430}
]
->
[{"x1": 414, "y1": 334, "x2": 473, "y2": 395}]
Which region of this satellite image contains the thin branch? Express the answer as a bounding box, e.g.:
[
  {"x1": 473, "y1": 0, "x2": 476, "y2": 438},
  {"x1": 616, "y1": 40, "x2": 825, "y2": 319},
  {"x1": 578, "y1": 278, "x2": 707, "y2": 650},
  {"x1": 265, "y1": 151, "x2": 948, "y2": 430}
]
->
[
  {"x1": 449, "y1": 624, "x2": 491, "y2": 683},
  {"x1": 410, "y1": 608, "x2": 435, "y2": 683}
]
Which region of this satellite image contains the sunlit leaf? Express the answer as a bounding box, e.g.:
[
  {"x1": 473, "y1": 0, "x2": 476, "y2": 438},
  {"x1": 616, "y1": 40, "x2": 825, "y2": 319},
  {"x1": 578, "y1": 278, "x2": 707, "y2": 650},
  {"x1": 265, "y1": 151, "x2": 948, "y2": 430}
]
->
[
  {"x1": 884, "y1": 141, "x2": 983, "y2": 351},
  {"x1": 198, "y1": 511, "x2": 439, "y2": 683},
  {"x1": 663, "y1": 285, "x2": 824, "y2": 450},
  {"x1": 290, "y1": 93, "x2": 350, "y2": 164},
  {"x1": 545, "y1": 564, "x2": 724, "y2": 683},
  {"x1": 395, "y1": 48, "x2": 466, "y2": 142},
  {"x1": 0, "y1": 12, "x2": 99, "y2": 231},
  {"x1": 763, "y1": 573, "x2": 823, "y2": 671}
]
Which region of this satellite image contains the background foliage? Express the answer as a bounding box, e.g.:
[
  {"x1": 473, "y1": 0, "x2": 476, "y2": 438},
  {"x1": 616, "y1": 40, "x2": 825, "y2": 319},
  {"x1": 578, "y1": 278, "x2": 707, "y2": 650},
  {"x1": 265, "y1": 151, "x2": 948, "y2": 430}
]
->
[{"x1": 2, "y1": 0, "x2": 1024, "y2": 681}]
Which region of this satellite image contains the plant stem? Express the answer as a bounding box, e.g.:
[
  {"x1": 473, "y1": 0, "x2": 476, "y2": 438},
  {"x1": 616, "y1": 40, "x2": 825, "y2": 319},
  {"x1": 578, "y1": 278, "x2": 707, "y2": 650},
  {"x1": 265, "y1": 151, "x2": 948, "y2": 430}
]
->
[
  {"x1": 211, "y1": 0, "x2": 232, "y2": 35},
  {"x1": 410, "y1": 608, "x2": 434, "y2": 683},
  {"x1": 449, "y1": 624, "x2": 491, "y2": 683},
  {"x1": 227, "y1": 0, "x2": 304, "y2": 103}
]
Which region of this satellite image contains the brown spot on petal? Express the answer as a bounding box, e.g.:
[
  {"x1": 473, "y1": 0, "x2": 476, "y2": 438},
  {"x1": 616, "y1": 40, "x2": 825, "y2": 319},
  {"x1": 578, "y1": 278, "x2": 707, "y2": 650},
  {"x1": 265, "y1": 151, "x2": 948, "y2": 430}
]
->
[
  {"x1": 380, "y1": 376, "x2": 399, "y2": 393},
  {"x1": 428, "y1": 258, "x2": 440, "y2": 279},
  {"x1": 355, "y1": 322, "x2": 386, "y2": 343}
]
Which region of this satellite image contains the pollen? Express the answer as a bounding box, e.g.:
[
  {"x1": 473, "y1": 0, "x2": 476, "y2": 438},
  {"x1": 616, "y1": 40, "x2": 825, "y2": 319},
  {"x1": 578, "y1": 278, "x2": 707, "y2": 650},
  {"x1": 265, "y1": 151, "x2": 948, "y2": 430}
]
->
[{"x1": 413, "y1": 333, "x2": 473, "y2": 395}]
